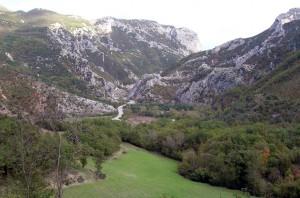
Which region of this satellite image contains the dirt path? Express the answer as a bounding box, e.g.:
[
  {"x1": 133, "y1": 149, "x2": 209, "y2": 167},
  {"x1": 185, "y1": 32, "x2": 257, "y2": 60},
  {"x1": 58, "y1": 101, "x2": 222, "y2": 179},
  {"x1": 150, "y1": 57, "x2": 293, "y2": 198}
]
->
[{"x1": 112, "y1": 100, "x2": 135, "y2": 121}]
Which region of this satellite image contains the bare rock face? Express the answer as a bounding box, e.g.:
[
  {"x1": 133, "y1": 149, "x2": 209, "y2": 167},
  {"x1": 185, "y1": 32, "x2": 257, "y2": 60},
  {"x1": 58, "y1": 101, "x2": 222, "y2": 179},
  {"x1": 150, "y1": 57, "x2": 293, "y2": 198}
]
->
[
  {"x1": 274, "y1": 8, "x2": 300, "y2": 29},
  {"x1": 47, "y1": 23, "x2": 128, "y2": 101},
  {"x1": 46, "y1": 17, "x2": 200, "y2": 86},
  {"x1": 34, "y1": 81, "x2": 116, "y2": 117},
  {"x1": 95, "y1": 17, "x2": 200, "y2": 56},
  {"x1": 0, "y1": 8, "x2": 201, "y2": 112},
  {"x1": 58, "y1": 92, "x2": 115, "y2": 116},
  {"x1": 128, "y1": 73, "x2": 166, "y2": 101},
  {"x1": 130, "y1": 8, "x2": 300, "y2": 104}
]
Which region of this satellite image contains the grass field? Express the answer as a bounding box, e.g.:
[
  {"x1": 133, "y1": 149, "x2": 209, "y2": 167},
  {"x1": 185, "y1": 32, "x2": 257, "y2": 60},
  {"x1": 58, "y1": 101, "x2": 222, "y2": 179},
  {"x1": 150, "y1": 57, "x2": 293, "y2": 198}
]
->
[{"x1": 63, "y1": 144, "x2": 250, "y2": 198}]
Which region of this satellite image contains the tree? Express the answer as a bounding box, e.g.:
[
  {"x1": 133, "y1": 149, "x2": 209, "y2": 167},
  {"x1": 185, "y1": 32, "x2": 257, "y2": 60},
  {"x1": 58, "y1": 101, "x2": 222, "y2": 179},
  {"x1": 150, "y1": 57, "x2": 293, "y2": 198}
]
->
[
  {"x1": 55, "y1": 133, "x2": 63, "y2": 198},
  {"x1": 39, "y1": 93, "x2": 65, "y2": 198},
  {"x1": 13, "y1": 119, "x2": 55, "y2": 198}
]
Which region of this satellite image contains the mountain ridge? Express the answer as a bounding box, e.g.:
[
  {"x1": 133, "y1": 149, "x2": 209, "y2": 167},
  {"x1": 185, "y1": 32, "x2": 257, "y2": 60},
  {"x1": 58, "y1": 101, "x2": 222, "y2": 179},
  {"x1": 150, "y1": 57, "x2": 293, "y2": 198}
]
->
[
  {"x1": 0, "y1": 6, "x2": 201, "y2": 119},
  {"x1": 129, "y1": 8, "x2": 300, "y2": 104},
  {"x1": 0, "y1": 6, "x2": 200, "y2": 119}
]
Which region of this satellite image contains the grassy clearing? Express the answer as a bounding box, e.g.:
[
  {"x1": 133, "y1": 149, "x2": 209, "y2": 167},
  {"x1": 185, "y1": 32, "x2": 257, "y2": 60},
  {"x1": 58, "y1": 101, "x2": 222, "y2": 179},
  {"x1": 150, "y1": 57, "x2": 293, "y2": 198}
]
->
[{"x1": 63, "y1": 144, "x2": 250, "y2": 198}]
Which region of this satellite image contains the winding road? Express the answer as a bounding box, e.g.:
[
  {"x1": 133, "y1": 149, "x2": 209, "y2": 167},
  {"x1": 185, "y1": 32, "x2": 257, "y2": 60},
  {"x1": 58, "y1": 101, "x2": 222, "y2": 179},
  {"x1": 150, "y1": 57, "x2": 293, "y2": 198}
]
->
[{"x1": 112, "y1": 100, "x2": 135, "y2": 121}]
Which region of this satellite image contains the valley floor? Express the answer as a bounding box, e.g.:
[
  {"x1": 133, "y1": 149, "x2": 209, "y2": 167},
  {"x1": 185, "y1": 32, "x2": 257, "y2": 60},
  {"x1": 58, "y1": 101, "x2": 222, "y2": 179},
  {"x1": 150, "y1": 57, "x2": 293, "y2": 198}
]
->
[{"x1": 63, "y1": 143, "x2": 250, "y2": 198}]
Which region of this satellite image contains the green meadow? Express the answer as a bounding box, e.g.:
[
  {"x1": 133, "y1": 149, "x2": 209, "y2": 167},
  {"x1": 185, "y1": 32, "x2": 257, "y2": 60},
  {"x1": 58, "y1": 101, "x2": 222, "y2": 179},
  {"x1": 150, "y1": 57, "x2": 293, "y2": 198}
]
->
[{"x1": 64, "y1": 144, "x2": 249, "y2": 198}]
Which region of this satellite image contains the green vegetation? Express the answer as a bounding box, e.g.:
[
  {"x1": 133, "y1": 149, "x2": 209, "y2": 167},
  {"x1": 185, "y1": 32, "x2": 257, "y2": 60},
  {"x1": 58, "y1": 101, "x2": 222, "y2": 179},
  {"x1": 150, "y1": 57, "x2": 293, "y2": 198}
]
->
[
  {"x1": 254, "y1": 51, "x2": 300, "y2": 100},
  {"x1": 1, "y1": 51, "x2": 300, "y2": 198},
  {"x1": 64, "y1": 144, "x2": 248, "y2": 198},
  {"x1": 64, "y1": 118, "x2": 124, "y2": 175},
  {"x1": 0, "y1": 30, "x2": 95, "y2": 99},
  {"x1": 0, "y1": 112, "x2": 299, "y2": 197},
  {"x1": 214, "y1": 51, "x2": 300, "y2": 124},
  {"x1": 0, "y1": 117, "x2": 123, "y2": 198},
  {"x1": 0, "y1": 117, "x2": 60, "y2": 197},
  {"x1": 0, "y1": 13, "x2": 299, "y2": 198},
  {"x1": 55, "y1": 60, "x2": 300, "y2": 198},
  {"x1": 126, "y1": 103, "x2": 198, "y2": 119},
  {"x1": 152, "y1": 85, "x2": 177, "y2": 101},
  {"x1": 0, "y1": 8, "x2": 90, "y2": 31},
  {"x1": 179, "y1": 124, "x2": 300, "y2": 197},
  {"x1": 25, "y1": 11, "x2": 90, "y2": 31},
  {"x1": 119, "y1": 118, "x2": 300, "y2": 197}
]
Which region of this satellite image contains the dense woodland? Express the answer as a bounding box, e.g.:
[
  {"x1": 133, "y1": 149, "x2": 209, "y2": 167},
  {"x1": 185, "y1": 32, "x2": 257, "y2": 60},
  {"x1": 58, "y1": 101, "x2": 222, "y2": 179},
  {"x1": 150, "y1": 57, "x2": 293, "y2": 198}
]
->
[
  {"x1": 122, "y1": 118, "x2": 300, "y2": 197},
  {"x1": 1, "y1": 112, "x2": 299, "y2": 198}
]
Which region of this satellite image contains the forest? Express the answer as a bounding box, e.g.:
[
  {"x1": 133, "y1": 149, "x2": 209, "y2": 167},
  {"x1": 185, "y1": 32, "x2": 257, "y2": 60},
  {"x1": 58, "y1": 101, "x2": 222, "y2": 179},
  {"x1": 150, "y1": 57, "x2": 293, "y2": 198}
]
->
[{"x1": 1, "y1": 113, "x2": 299, "y2": 197}]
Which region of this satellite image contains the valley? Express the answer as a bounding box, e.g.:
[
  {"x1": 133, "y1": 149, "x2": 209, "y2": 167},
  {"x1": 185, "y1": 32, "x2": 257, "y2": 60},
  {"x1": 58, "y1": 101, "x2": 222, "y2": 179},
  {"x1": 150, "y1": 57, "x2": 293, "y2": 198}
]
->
[{"x1": 0, "y1": 3, "x2": 300, "y2": 198}]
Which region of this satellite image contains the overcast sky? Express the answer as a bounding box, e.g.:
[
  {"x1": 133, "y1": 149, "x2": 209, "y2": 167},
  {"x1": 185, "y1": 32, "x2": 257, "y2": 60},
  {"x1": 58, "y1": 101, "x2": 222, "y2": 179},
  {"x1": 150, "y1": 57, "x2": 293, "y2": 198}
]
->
[{"x1": 1, "y1": 0, "x2": 299, "y2": 49}]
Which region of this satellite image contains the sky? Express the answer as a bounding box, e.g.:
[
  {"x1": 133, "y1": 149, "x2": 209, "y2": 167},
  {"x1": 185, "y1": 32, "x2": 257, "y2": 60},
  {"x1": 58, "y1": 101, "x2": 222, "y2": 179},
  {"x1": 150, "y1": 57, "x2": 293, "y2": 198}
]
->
[{"x1": 0, "y1": 0, "x2": 299, "y2": 49}]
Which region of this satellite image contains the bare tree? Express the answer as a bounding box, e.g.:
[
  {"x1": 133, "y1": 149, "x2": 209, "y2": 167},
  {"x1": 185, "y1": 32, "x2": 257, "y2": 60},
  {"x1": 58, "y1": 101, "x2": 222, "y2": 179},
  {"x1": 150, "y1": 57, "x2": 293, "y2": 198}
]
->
[
  {"x1": 15, "y1": 117, "x2": 39, "y2": 198},
  {"x1": 55, "y1": 133, "x2": 63, "y2": 198},
  {"x1": 19, "y1": 123, "x2": 32, "y2": 198},
  {"x1": 42, "y1": 93, "x2": 65, "y2": 198}
]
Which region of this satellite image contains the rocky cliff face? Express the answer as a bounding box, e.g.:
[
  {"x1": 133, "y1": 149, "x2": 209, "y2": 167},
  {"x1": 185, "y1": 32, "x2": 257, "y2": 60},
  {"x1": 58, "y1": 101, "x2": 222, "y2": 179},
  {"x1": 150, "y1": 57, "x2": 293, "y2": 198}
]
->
[
  {"x1": 130, "y1": 8, "x2": 300, "y2": 104},
  {"x1": 0, "y1": 7, "x2": 200, "y2": 117},
  {"x1": 57, "y1": 17, "x2": 199, "y2": 82},
  {"x1": 95, "y1": 17, "x2": 200, "y2": 56},
  {"x1": 45, "y1": 17, "x2": 200, "y2": 97},
  {"x1": 0, "y1": 8, "x2": 200, "y2": 97}
]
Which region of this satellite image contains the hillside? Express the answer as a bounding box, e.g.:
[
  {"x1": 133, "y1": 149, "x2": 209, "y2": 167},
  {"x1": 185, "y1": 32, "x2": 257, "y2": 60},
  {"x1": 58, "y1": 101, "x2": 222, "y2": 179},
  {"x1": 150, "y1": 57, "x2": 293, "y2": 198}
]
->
[
  {"x1": 214, "y1": 51, "x2": 300, "y2": 123},
  {"x1": 0, "y1": 7, "x2": 200, "y2": 118},
  {"x1": 0, "y1": 8, "x2": 200, "y2": 83},
  {"x1": 129, "y1": 8, "x2": 300, "y2": 104},
  {"x1": 0, "y1": 65, "x2": 116, "y2": 121}
]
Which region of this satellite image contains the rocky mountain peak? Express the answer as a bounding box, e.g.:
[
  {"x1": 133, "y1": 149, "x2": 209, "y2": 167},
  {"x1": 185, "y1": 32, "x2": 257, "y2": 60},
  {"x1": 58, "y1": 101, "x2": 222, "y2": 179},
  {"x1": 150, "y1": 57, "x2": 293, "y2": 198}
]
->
[
  {"x1": 94, "y1": 17, "x2": 201, "y2": 55},
  {"x1": 272, "y1": 8, "x2": 300, "y2": 31},
  {"x1": 174, "y1": 27, "x2": 201, "y2": 53}
]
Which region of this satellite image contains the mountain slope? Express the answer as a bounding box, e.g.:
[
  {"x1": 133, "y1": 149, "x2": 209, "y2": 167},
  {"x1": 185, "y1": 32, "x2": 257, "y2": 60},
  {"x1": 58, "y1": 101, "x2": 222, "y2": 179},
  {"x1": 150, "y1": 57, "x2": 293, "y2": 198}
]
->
[
  {"x1": 0, "y1": 8, "x2": 200, "y2": 100},
  {"x1": 0, "y1": 65, "x2": 115, "y2": 120},
  {"x1": 95, "y1": 17, "x2": 200, "y2": 76},
  {"x1": 0, "y1": 7, "x2": 200, "y2": 118},
  {"x1": 214, "y1": 51, "x2": 300, "y2": 123},
  {"x1": 130, "y1": 8, "x2": 300, "y2": 104}
]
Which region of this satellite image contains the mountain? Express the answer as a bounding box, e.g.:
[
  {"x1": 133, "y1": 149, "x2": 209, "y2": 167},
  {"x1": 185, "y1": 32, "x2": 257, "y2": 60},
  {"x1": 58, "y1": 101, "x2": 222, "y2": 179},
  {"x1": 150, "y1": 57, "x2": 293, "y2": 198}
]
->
[
  {"x1": 0, "y1": 7, "x2": 200, "y2": 118},
  {"x1": 46, "y1": 16, "x2": 200, "y2": 91},
  {"x1": 0, "y1": 8, "x2": 199, "y2": 99},
  {"x1": 129, "y1": 8, "x2": 300, "y2": 104}
]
